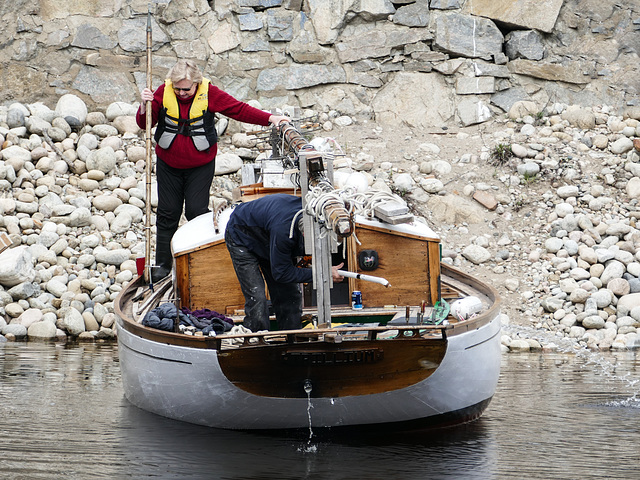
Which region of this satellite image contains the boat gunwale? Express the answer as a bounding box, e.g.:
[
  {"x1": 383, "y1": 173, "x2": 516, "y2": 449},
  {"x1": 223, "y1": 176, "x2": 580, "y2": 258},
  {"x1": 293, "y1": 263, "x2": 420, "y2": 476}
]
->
[{"x1": 115, "y1": 262, "x2": 501, "y2": 350}]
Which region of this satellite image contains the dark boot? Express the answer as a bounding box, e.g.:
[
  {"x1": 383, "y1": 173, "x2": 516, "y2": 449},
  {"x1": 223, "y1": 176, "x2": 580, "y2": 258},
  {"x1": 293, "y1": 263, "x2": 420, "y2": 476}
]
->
[{"x1": 152, "y1": 230, "x2": 174, "y2": 283}]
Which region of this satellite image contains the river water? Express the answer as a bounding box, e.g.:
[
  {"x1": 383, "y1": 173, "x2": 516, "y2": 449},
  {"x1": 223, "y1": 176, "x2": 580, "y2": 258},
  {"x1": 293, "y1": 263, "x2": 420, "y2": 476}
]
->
[{"x1": 0, "y1": 341, "x2": 638, "y2": 480}]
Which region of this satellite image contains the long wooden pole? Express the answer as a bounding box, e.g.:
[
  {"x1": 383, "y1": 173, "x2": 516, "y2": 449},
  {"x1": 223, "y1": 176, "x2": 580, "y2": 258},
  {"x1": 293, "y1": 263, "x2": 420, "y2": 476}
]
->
[{"x1": 144, "y1": 5, "x2": 153, "y2": 283}]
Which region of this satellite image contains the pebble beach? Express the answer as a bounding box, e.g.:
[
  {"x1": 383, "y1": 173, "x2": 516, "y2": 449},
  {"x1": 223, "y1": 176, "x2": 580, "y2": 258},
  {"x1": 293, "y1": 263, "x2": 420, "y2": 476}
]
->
[{"x1": 1, "y1": 95, "x2": 640, "y2": 353}]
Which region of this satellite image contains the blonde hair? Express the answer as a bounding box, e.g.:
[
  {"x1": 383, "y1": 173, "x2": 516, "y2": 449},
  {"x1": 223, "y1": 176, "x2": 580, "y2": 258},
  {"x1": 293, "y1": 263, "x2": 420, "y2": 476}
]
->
[{"x1": 167, "y1": 59, "x2": 203, "y2": 84}]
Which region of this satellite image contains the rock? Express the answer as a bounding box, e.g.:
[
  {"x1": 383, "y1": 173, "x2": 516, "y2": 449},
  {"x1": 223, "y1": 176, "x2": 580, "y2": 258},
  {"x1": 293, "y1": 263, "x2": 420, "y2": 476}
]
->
[
  {"x1": 0, "y1": 246, "x2": 36, "y2": 287},
  {"x1": 509, "y1": 339, "x2": 531, "y2": 352},
  {"x1": 610, "y1": 137, "x2": 634, "y2": 155},
  {"x1": 54, "y1": 94, "x2": 88, "y2": 127},
  {"x1": 517, "y1": 162, "x2": 540, "y2": 177},
  {"x1": 86, "y1": 147, "x2": 117, "y2": 174},
  {"x1": 593, "y1": 135, "x2": 609, "y2": 149},
  {"x1": 467, "y1": 0, "x2": 563, "y2": 32},
  {"x1": 461, "y1": 244, "x2": 491, "y2": 264},
  {"x1": 426, "y1": 194, "x2": 485, "y2": 224},
  {"x1": 232, "y1": 133, "x2": 258, "y2": 148},
  {"x1": 616, "y1": 293, "x2": 640, "y2": 317},
  {"x1": 105, "y1": 102, "x2": 137, "y2": 120},
  {"x1": 420, "y1": 177, "x2": 444, "y2": 194},
  {"x1": 473, "y1": 190, "x2": 498, "y2": 210},
  {"x1": 215, "y1": 153, "x2": 243, "y2": 175},
  {"x1": 457, "y1": 98, "x2": 492, "y2": 126},
  {"x1": 2, "y1": 145, "x2": 31, "y2": 168},
  {"x1": 541, "y1": 296, "x2": 563, "y2": 313},
  {"x1": 93, "y1": 194, "x2": 123, "y2": 212},
  {"x1": 83, "y1": 311, "x2": 100, "y2": 332},
  {"x1": 112, "y1": 116, "x2": 140, "y2": 135},
  {"x1": 393, "y1": 2, "x2": 430, "y2": 27},
  {"x1": 2, "y1": 323, "x2": 27, "y2": 338},
  {"x1": 6, "y1": 107, "x2": 26, "y2": 128},
  {"x1": 25, "y1": 116, "x2": 52, "y2": 136},
  {"x1": 600, "y1": 260, "x2": 625, "y2": 286},
  {"x1": 505, "y1": 30, "x2": 544, "y2": 60},
  {"x1": 393, "y1": 173, "x2": 414, "y2": 193},
  {"x1": 94, "y1": 125, "x2": 119, "y2": 138},
  {"x1": 110, "y1": 212, "x2": 133, "y2": 234},
  {"x1": 626, "y1": 178, "x2": 640, "y2": 200},
  {"x1": 582, "y1": 315, "x2": 606, "y2": 329},
  {"x1": 343, "y1": 172, "x2": 370, "y2": 192},
  {"x1": 561, "y1": 105, "x2": 596, "y2": 129},
  {"x1": 508, "y1": 100, "x2": 539, "y2": 119},
  {"x1": 93, "y1": 247, "x2": 131, "y2": 266},
  {"x1": 27, "y1": 321, "x2": 57, "y2": 340},
  {"x1": 372, "y1": 73, "x2": 455, "y2": 129},
  {"x1": 433, "y1": 13, "x2": 503, "y2": 59},
  {"x1": 57, "y1": 307, "x2": 86, "y2": 336},
  {"x1": 14, "y1": 308, "x2": 43, "y2": 328},
  {"x1": 86, "y1": 112, "x2": 107, "y2": 126},
  {"x1": 557, "y1": 185, "x2": 579, "y2": 198},
  {"x1": 591, "y1": 289, "x2": 613, "y2": 309}
]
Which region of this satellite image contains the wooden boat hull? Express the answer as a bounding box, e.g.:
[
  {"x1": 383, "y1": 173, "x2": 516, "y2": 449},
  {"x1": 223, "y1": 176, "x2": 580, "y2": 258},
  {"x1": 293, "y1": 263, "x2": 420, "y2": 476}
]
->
[
  {"x1": 116, "y1": 295, "x2": 501, "y2": 430},
  {"x1": 116, "y1": 206, "x2": 502, "y2": 430}
]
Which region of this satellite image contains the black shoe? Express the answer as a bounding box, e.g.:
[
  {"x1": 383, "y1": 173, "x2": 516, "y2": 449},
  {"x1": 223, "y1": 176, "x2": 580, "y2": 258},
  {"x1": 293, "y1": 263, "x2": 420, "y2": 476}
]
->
[{"x1": 150, "y1": 266, "x2": 171, "y2": 283}]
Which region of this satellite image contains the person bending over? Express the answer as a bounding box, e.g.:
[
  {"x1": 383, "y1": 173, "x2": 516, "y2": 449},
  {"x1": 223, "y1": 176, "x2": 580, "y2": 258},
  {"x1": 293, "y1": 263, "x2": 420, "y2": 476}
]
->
[{"x1": 225, "y1": 194, "x2": 343, "y2": 331}]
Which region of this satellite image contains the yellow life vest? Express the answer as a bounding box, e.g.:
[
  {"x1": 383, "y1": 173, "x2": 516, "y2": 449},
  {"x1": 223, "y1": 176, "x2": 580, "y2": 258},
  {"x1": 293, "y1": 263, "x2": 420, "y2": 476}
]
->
[
  {"x1": 163, "y1": 78, "x2": 210, "y2": 118},
  {"x1": 154, "y1": 78, "x2": 217, "y2": 152}
]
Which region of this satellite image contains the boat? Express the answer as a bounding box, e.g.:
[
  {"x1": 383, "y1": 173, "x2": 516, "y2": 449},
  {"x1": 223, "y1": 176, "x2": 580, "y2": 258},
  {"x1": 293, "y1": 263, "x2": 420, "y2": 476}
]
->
[{"x1": 115, "y1": 120, "x2": 502, "y2": 431}]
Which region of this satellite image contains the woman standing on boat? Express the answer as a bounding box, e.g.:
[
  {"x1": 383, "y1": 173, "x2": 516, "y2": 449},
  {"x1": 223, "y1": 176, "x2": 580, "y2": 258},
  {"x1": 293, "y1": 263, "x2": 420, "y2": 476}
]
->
[{"x1": 136, "y1": 59, "x2": 289, "y2": 282}]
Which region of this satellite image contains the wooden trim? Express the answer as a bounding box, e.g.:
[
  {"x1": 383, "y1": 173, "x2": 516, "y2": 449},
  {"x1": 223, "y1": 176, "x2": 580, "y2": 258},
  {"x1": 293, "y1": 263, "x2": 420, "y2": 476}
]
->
[
  {"x1": 427, "y1": 241, "x2": 441, "y2": 306},
  {"x1": 347, "y1": 234, "x2": 357, "y2": 296},
  {"x1": 174, "y1": 239, "x2": 224, "y2": 258},
  {"x1": 175, "y1": 254, "x2": 190, "y2": 307},
  {"x1": 355, "y1": 222, "x2": 440, "y2": 243},
  {"x1": 440, "y1": 263, "x2": 502, "y2": 338},
  {"x1": 233, "y1": 184, "x2": 302, "y2": 203}
]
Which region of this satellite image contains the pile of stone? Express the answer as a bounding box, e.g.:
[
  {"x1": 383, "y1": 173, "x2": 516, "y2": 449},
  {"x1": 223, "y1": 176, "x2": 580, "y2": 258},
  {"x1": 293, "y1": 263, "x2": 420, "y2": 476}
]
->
[
  {"x1": 403, "y1": 101, "x2": 640, "y2": 352},
  {"x1": 2, "y1": 92, "x2": 640, "y2": 353},
  {"x1": 503, "y1": 105, "x2": 640, "y2": 351},
  {"x1": 0, "y1": 93, "x2": 349, "y2": 343},
  {"x1": 0, "y1": 95, "x2": 147, "y2": 342},
  {"x1": 0, "y1": 94, "x2": 250, "y2": 342}
]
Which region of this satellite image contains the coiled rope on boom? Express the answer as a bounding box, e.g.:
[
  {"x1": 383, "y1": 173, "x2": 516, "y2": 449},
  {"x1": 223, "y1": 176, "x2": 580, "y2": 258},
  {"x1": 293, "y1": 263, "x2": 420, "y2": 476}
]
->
[
  {"x1": 276, "y1": 121, "x2": 408, "y2": 241},
  {"x1": 289, "y1": 186, "x2": 408, "y2": 239}
]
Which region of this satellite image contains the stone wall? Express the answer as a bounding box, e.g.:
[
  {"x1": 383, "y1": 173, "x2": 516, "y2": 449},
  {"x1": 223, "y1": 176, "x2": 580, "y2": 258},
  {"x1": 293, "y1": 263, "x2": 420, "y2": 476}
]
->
[{"x1": 1, "y1": 0, "x2": 639, "y2": 128}]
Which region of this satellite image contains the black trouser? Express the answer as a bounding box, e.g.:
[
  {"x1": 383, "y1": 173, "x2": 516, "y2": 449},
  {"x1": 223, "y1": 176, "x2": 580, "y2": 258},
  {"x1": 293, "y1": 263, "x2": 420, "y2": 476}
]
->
[
  {"x1": 155, "y1": 159, "x2": 215, "y2": 270},
  {"x1": 225, "y1": 234, "x2": 303, "y2": 332}
]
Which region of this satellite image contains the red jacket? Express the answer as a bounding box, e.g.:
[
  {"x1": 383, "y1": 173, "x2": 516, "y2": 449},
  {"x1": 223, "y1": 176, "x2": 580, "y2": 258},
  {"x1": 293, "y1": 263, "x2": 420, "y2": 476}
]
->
[{"x1": 136, "y1": 83, "x2": 272, "y2": 169}]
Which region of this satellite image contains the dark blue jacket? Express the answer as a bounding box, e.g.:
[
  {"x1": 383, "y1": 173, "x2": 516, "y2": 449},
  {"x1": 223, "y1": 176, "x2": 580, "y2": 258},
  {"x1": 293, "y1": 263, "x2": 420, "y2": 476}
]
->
[{"x1": 225, "y1": 194, "x2": 312, "y2": 284}]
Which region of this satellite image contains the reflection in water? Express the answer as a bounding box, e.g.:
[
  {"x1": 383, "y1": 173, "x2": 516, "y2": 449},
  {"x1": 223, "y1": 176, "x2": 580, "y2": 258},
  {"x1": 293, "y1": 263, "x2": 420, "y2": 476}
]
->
[
  {"x1": 119, "y1": 406, "x2": 497, "y2": 480},
  {"x1": 487, "y1": 352, "x2": 639, "y2": 480},
  {"x1": 0, "y1": 343, "x2": 638, "y2": 479}
]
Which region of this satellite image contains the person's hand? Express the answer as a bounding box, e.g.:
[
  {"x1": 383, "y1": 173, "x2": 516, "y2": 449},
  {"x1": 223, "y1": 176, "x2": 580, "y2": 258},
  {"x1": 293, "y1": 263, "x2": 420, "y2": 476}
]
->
[
  {"x1": 331, "y1": 262, "x2": 344, "y2": 282},
  {"x1": 139, "y1": 88, "x2": 154, "y2": 114},
  {"x1": 269, "y1": 114, "x2": 290, "y2": 127},
  {"x1": 141, "y1": 88, "x2": 154, "y2": 102}
]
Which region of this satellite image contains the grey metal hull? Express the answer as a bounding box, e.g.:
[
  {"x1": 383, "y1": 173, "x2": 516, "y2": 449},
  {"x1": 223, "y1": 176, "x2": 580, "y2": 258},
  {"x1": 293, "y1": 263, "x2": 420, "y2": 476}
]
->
[{"x1": 117, "y1": 312, "x2": 501, "y2": 430}]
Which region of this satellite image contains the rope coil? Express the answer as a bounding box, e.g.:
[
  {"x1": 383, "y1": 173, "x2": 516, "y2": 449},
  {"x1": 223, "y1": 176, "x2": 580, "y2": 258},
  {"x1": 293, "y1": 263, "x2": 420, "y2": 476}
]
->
[{"x1": 288, "y1": 186, "x2": 407, "y2": 240}]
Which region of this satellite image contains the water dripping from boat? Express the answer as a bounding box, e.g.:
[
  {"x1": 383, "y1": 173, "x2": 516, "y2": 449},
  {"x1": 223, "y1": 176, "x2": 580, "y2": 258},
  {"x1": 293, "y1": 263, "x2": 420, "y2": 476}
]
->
[
  {"x1": 299, "y1": 379, "x2": 317, "y2": 453},
  {"x1": 503, "y1": 324, "x2": 640, "y2": 409}
]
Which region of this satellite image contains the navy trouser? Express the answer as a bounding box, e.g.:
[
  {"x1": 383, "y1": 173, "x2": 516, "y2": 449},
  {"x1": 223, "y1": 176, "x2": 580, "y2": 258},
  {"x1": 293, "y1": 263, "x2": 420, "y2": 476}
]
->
[
  {"x1": 225, "y1": 234, "x2": 303, "y2": 332},
  {"x1": 155, "y1": 159, "x2": 215, "y2": 269}
]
